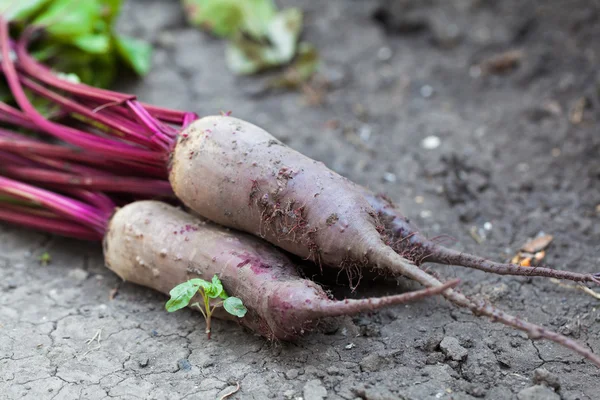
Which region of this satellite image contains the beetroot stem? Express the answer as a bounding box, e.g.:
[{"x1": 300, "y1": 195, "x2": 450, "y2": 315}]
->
[
  {"x1": 0, "y1": 205, "x2": 102, "y2": 240},
  {"x1": 0, "y1": 166, "x2": 174, "y2": 196},
  {"x1": 0, "y1": 175, "x2": 108, "y2": 233}
]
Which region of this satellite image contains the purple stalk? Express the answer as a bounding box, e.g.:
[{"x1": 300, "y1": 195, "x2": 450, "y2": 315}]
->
[
  {"x1": 0, "y1": 175, "x2": 109, "y2": 233},
  {"x1": 0, "y1": 19, "x2": 165, "y2": 164},
  {"x1": 1, "y1": 166, "x2": 174, "y2": 196},
  {"x1": 0, "y1": 203, "x2": 102, "y2": 240},
  {"x1": 20, "y1": 76, "x2": 161, "y2": 149}
]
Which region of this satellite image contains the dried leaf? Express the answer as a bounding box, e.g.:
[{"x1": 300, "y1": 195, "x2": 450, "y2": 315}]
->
[
  {"x1": 521, "y1": 234, "x2": 553, "y2": 253},
  {"x1": 478, "y1": 49, "x2": 523, "y2": 75},
  {"x1": 534, "y1": 250, "x2": 546, "y2": 261},
  {"x1": 519, "y1": 257, "x2": 532, "y2": 267}
]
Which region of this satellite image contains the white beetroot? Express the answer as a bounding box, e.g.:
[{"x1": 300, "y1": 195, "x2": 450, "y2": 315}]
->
[
  {"x1": 169, "y1": 116, "x2": 600, "y2": 366},
  {"x1": 104, "y1": 200, "x2": 458, "y2": 340}
]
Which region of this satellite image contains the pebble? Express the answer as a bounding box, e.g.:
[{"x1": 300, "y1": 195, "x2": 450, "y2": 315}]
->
[
  {"x1": 419, "y1": 210, "x2": 432, "y2": 219},
  {"x1": 303, "y1": 379, "x2": 327, "y2": 400},
  {"x1": 517, "y1": 385, "x2": 560, "y2": 400},
  {"x1": 138, "y1": 357, "x2": 149, "y2": 368},
  {"x1": 377, "y1": 46, "x2": 393, "y2": 61},
  {"x1": 177, "y1": 359, "x2": 192, "y2": 371},
  {"x1": 421, "y1": 135, "x2": 441, "y2": 149},
  {"x1": 383, "y1": 172, "x2": 397, "y2": 183},
  {"x1": 420, "y1": 85, "x2": 435, "y2": 98},
  {"x1": 286, "y1": 369, "x2": 300, "y2": 380},
  {"x1": 532, "y1": 368, "x2": 560, "y2": 390},
  {"x1": 68, "y1": 268, "x2": 89, "y2": 281},
  {"x1": 439, "y1": 336, "x2": 468, "y2": 361},
  {"x1": 360, "y1": 354, "x2": 386, "y2": 372}
]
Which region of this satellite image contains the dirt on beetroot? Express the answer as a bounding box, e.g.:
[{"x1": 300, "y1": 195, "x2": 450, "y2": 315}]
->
[{"x1": 1, "y1": 0, "x2": 600, "y2": 399}]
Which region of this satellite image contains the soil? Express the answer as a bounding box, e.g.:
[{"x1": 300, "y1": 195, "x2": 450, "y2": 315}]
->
[{"x1": 2, "y1": 0, "x2": 600, "y2": 399}]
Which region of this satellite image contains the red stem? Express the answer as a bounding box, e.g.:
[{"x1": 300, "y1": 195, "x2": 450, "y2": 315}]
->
[
  {"x1": 0, "y1": 204, "x2": 102, "y2": 240},
  {"x1": 0, "y1": 175, "x2": 108, "y2": 233},
  {"x1": 0, "y1": 19, "x2": 165, "y2": 164},
  {"x1": 0, "y1": 166, "x2": 174, "y2": 196}
]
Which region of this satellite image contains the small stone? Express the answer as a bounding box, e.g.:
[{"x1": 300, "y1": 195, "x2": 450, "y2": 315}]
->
[
  {"x1": 439, "y1": 336, "x2": 468, "y2": 361},
  {"x1": 67, "y1": 268, "x2": 89, "y2": 281},
  {"x1": 419, "y1": 210, "x2": 432, "y2": 219},
  {"x1": 177, "y1": 359, "x2": 192, "y2": 371},
  {"x1": 286, "y1": 369, "x2": 299, "y2": 380},
  {"x1": 303, "y1": 379, "x2": 327, "y2": 400},
  {"x1": 360, "y1": 354, "x2": 386, "y2": 372},
  {"x1": 517, "y1": 385, "x2": 560, "y2": 400},
  {"x1": 420, "y1": 85, "x2": 434, "y2": 98},
  {"x1": 345, "y1": 343, "x2": 355, "y2": 350},
  {"x1": 421, "y1": 135, "x2": 441, "y2": 149},
  {"x1": 383, "y1": 172, "x2": 397, "y2": 183},
  {"x1": 532, "y1": 368, "x2": 560, "y2": 390},
  {"x1": 377, "y1": 46, "x2": 393, "y2": 61},
  {"x1": 283, "y1": 389, "x2": 296, "y2": 399},
  {"x1": 138, "y1": 357, "x2": 149, "y2": 368}
]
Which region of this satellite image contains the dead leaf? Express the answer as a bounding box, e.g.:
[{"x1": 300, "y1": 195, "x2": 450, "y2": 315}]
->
[
  {"x1": 534, "y1": 250, "x2": 545, "y2": 261},
  {"x1": 521, "y1": 234, "x2": 553, "y2": 253},
  {"x1": 478, "y1": 49, "x2": 523, "y2": 75},
  {"x1": 519, "y1": 257, "x2": 532, "y2": 267}
]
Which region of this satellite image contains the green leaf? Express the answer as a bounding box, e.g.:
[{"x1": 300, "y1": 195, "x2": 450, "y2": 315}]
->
[
  {"x1": 114, "y1": 34, "x2": 152, "y2": 76},
  {"x1": 239, "y1": 0, "x2": 276, "y2": 38},
  {"x1": 165, "y1": 280, "x2": 205, "y2": 312},
  {"x1": 33, "y1": 0, "x2": 101, "y2": 39},
  {"x1": 223, "y1": 297, "x2": 247, "y2": 317},
  {"x1": 72, "y1": 34, "x2": 110, "y2": 54},
  {"x1": 182, "y1": 0, "x2": 276, "y2": 38},
  {"x1": 226, "y1": 8, "x2": 303, "y2": 75},
  {"x1": 182, "y1": 0, "x2": 243, "y2": 38},
  {"x1": 38, "y1": 251, "x2": 51, "y2": 266},
  {"x1": 0, "y1": 0, "x2": 51, "y2": 21},
  {"x1": 204, "y1": 275, "x2": 224, "y2": 299},
  {"x1": 99, "y1": 0, "x2": 122, "y2": 23}
]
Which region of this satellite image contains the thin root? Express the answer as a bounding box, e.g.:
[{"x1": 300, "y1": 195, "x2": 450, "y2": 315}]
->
[{"x1": 383, "y1": 250, "x2": 600, "y2": 368}]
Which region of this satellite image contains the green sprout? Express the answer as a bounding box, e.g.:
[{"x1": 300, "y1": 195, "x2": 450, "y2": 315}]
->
[
  {"x1": 165, "y1": 275, "x2": 247, "y2": 339},
  {"x1": 38, "y1": 251, "x2": 51, "y2": 266}
]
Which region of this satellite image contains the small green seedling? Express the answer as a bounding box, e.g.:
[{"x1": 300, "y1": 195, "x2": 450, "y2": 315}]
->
[
  {"x1": 165, "y1": 275, "x2": 247, "y2": 339},
  {"x1": 38, "y1": 252, "x2": 51, "y2": 266}
]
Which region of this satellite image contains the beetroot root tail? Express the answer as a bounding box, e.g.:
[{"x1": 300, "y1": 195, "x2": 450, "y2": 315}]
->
[
  {"x1": 375, "y1": 247, "x2": 600, "y2": 368},
  {"x1": 315, "y1": 279, "x2": 459, "y2": 318},
  {"x1": 431, "y1": 246, "x2": 600, "y2": 285}
]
